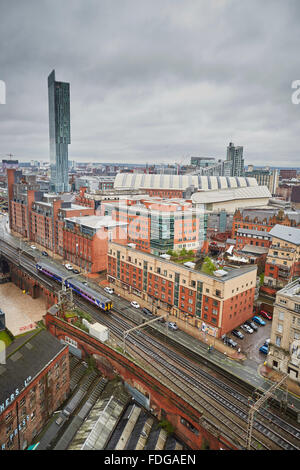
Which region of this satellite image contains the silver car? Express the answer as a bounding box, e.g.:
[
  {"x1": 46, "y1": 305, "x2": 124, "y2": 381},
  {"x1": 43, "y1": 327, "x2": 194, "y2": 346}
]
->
[{"x1": 240, "y1": 324, "x2": 253, "y2": 334}]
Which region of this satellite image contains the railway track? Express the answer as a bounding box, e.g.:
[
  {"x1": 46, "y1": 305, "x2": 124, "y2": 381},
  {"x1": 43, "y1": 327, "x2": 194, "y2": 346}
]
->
[
  {"x1": 1, "y1": 237, "x2": 299, "y2": 450},
  {"x1": 75, "y1": 298, "x2": 300, "y2": 450}
]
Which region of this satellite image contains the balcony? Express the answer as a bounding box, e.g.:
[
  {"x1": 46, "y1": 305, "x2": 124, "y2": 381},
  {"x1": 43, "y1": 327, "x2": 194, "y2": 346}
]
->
[{"x1": 270, "y1": 244, "x2": 295, "y2": 253}]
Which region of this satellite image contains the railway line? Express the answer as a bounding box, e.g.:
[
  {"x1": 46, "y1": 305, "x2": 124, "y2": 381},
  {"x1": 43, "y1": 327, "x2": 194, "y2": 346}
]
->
[{"x1": 75, "y1": 298, "x2": 300, "y2": 450}]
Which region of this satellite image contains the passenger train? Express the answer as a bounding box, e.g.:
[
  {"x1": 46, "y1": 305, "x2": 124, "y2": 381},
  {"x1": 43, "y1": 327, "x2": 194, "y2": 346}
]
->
[{"x1": 36, "y1": 262, "x2": 113, "y2": 311}]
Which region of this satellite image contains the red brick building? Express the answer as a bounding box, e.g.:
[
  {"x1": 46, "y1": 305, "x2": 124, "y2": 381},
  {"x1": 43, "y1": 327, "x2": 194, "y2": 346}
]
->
[
  {"x1": 107, "y1": 242, "x2": 257, "y2": 338},
  {"x1": 0, "y1": 329, "x2": 69, "y2": 450},
  {"x1": 231, "y1": 208, "x2": 300, "y2": 242},
  {"x1": 63, "y1": 215, "x2": 128, "y2": 273}
]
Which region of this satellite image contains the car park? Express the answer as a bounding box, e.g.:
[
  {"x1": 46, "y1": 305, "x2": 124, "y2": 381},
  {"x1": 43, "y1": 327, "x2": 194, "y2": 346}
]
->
[
  {"x1": 231, "y1": 329, "x2": 244, "y2": 339},
  {"x1": 245, "y1": 320, "x2": 258, "y2": 331},
  {"x1": 131, "y1": 301, "x2": 140, "y2": 309},
  {"x1": 260, "y1": 310, "x2": 272, "y2": 320},
  {"x1": 253, "y1": 316, "x2": 266, "y2": 326},
  {"x1": 167, "y1": 322, "x2": 178, "y2": 331},
  {"x1": 41, "y1": 251, "x2": 48, "y2": 257},
  {"x1": 104, "y1": 287, "x2": 114, "y2": 294},
  {"x1": 223, "y1": 336, "x2": 237, "y2": 348},
  {"x1": 240, "y1": 324, "x2": 254, "y2": 334},
  {"x1": 142, "y1": 307, "x2": 152, "y2": 316},
  {"x1": 259, "y1": 344, "x2": 268, "y2": 354}
]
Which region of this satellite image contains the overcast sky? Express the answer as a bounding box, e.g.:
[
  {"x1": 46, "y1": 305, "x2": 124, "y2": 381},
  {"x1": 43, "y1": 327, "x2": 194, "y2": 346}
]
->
[{"x1": 0, "y1": 0, "x2": 300, "y2": 166}]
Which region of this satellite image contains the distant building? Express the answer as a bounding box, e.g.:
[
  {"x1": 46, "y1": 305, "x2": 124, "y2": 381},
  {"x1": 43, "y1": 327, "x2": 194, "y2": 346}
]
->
[
  {"x1": 267, "y1": 279, "x2": 300, "y2": 384},
  {"x1": 226, "y1": 142, "x2": 245, "y2": 177},
  {"x1": 48, "y1": 70, "x2": 70, "y2": 193},
  {"x1": 2, "y1": 160, "x2": 18, "y2": 171},
  {"x1": 291, "y1": 186, "x2": 300, "y2": 209},
  {"x1": 280, "y1": 169, "x2": 298, "y2": 180},
  {"x1": 190, "y1": 157, "x2": 217, "y2": 168},
  {"x1": 113, "y1": 174, "x2": 269, "y2": 209},
  {"x1": 231, "y1": 208, "x2": 300, "y2": 240},
  {"x1": 245, "y1": 167, "x2": 279, "y2": 195}
]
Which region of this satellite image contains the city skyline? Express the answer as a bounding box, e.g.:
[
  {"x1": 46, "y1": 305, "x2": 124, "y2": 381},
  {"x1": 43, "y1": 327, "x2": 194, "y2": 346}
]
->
[{"x1": 1, "y1": 1, "x2": 300, "y2": 166}]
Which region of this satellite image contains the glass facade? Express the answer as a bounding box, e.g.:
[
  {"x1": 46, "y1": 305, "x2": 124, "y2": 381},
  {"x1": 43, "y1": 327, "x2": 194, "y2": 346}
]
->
[{"x1": 48, "y1": 70, "x2": 70, "y2": 193}]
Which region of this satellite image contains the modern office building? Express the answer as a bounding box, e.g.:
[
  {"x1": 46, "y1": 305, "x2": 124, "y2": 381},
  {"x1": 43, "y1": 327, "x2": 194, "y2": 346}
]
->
[
  {"x1": 48, "y1": 70, "x2": 71, "y2": 193},
  {"x1": 226, "y1": 142, "x2": 245, "y2": 177}
]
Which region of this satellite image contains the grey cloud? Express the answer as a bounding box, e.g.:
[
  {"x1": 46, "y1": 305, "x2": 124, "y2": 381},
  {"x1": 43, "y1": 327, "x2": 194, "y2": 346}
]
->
[{"x1": 0, "y1": 0, "x2": 299, "y2": 166}]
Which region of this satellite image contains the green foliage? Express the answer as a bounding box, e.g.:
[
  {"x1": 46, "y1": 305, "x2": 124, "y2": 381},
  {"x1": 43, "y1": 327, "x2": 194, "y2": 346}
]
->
[
  {"x1": 158, "y1": 419, "x2": 174, "y2": 435},
  {"x1": 201, "y1": 256, "x2": 217, "y2": 275}
]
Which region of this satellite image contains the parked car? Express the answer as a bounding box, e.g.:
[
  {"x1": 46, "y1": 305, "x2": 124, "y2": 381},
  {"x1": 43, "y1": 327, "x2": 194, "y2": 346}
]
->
[
  {"x1": 64, "y1": 263, "x2": 73, "y2": 271},
  {"x1": 130, "y1": 301, "x2": 140, "y2": 309},
  {"x1": 72, "y1": 269, "x2": 80, "y2": 274},
  {"x1": 167, "y1": 322, "x2": 178, "y2": 331},
  {"x1": 260, "y1": 310, "x2": 272, "y2": 320},
  {"x1": 259, "y1": 345, "x2": 269, "y2": 355},
  {"x1": 231, "y1": 329, "x2": 244, "y2": 339},
  {"x1": 142, "y1": 307, "x2": 152, "y2": 316},
  {"x1": 240, "y1": 324, "x2": 254, "y2": 334},
  {"x1": 30, "y1": 245, "x2": 37, "y2": 250},
  {"x1": 264, "y1": 339, "x2": 270, "y2": 347},
  {"x1": 104, "y1": 287, "x2": 114, "y2": 294},
  {"x1": 41, "y1": 251, "x2": 48, "y2": 257},
  {"x1": 245, "y1": 320, "x2": 258, "y2": 331},
  {"x1": 252, "y1": 316, "x2": 266, "y2": 326},
  {"x1": 223, "y1": 336, "x2": 238, "y2": 348}
]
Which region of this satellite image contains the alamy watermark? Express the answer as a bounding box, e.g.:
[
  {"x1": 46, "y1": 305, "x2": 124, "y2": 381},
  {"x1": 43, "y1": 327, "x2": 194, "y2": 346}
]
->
[
  {"x1": 0, "y1": 80, "x2": 6, "y2": 104},
  {"x1": 0, "y1": 340, "x2": 6, "y2": 364},
  {"x1": 291, "y1": 80, "x2": 300, "y2": 104}
]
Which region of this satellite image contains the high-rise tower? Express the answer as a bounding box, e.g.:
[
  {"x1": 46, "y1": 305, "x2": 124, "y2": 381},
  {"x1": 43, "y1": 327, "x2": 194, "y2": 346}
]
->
[
  {"x1": 48, "y1": 70, "x2": 70, "y2": 193},
  {"x1": 226, "y1": 142, "x2": 245, "y2": 177}
]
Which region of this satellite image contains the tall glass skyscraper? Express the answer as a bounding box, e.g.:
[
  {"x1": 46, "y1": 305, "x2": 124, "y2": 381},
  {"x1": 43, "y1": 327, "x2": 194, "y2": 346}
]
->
[
  {"x1": 48, "y1": 70, "x2": 70, "y2": 193},
  {"x1": 226, "y1": 142, "x2": 245, "y2": 177}
]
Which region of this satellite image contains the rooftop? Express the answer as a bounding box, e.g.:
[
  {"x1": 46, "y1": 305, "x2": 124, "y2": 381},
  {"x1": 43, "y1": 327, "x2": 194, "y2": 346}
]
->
[
  {"x1": 236, "y1": 227, "x2": 272, "y2": 237},
  {"x1": 110, "y1": 241, "x2": 257, "y2": 282},
  {"x1": 115, "y1": 173, "x2": 260, "y2": 191},
  {"x1": 269, "y1": 224, "x2": 300, "y2": 245},
  {"x1": 65, "y1": 215, "x2": 128, "y2": 230},
  {"x1": 0, "y1": 329, "x2": 67, "y2": 414},
  {"x1": 278, "y1": 279, "x2": 300, "y2": 298}
]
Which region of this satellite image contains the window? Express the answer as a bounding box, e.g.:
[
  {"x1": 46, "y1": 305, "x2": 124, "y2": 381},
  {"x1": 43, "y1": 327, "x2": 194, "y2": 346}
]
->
[
  {"x1": 277, "y1": 323, "x2": 283, "y2": 333},
  {"x1": 278, "y1": 311, "x2": 284, "y2": 321},
  {"x1": 276, "y1": 336, "x2": 281, "y2": 347}
]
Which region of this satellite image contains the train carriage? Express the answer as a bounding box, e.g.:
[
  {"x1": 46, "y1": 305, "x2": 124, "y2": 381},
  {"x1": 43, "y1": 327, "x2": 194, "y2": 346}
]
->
[{"x1": 36, "y1": 262, "x2": 112, "y2": 311}]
